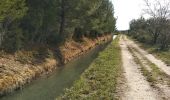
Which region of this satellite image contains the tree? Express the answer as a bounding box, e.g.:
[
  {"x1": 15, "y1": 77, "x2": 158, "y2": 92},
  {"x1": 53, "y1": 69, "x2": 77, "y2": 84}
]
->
[
  {"x1": 129, "y1": 17, "x2": 150, "y2": 43},
  {"x1": 143, "y1": 0, "x2": 170, "y2": 46},
  {"x1": 129, "y1": 0, "x2": 170, "y2": 50},
  {"x1": 0, "y1": 0, "x2": 27, "y2": 51},
  {"x1": 0, "y1": 0, "x2": 116, "y2": 52}
]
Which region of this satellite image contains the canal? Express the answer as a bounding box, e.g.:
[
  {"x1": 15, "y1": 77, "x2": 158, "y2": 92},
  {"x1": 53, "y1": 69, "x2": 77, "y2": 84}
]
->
[{"x1": 1, "y1": 42, "x2": 110, "y2": 100}]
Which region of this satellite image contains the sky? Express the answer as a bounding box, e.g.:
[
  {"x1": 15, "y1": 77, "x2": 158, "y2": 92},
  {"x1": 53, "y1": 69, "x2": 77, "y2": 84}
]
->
[{"x1": 111, "y1": 0, "x2": 145, "y2": 30}]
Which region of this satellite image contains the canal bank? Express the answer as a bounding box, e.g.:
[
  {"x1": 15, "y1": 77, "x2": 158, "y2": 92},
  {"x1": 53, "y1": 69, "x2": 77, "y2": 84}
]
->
[
  {"x1": 0, "y1": 36, "x2": 112, "y2": 100},
  {"x1": 57, "y1": 35, "x2": 121, "y2": 99},
  {"x1": 1, "y1": 38, "x2": 111, "y2": 100}
]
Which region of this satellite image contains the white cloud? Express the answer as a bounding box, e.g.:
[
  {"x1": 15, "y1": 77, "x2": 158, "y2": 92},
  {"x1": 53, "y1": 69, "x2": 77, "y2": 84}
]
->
[{"x1": 111, "y1": 0, "x2": 144, "y2": 30}]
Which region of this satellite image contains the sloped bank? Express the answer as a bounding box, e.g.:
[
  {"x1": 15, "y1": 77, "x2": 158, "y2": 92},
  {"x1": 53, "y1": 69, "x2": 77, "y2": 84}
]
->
[
  {"x1": 57, "y1": 35, "x2": 122, "y2": 99},
  {"x1": 0, "y1": 35, "x2": 112, "y2": 96}
]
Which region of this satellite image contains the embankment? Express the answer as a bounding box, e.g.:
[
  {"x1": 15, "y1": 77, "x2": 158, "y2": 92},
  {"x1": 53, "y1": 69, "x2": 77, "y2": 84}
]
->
[
  {"x1": 0, "y1": 35, "x2": 112, "y2": 96},
  {"x1": 57, "y1": 35, "x2": 122, "y2": 99}
]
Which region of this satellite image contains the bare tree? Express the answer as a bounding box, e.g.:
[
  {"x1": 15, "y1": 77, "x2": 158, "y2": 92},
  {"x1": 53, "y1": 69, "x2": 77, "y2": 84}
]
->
[
  {"x1": 143, "y1": 0, "x2": 170, "y2": 18},
  {"x1": 159, "y1": 20, "x2": 170, "y2": 49},
  {"x1": 143, "y1": 0, "x2": 170, "y2": 49}
]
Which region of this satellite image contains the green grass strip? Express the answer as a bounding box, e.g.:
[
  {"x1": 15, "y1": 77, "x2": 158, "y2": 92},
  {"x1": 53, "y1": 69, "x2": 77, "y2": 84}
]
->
[
  {"x1": 129, "y1": 36, "x2": 170, "y2": 65},
  {"x1": 127, "y1": 46, "x2": 157, "y2": 85},
  {"x1": 57, "y1": 36, "x2": 122, "y2": 100},
  {"x1": 128, "y1": 46, "x2": 170, "y2": 87}
]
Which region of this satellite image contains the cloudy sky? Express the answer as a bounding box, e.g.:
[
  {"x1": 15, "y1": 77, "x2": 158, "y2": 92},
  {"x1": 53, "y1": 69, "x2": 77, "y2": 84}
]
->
[{"x1": 111, "y1": 0, "x2": 145, "y2": 30}]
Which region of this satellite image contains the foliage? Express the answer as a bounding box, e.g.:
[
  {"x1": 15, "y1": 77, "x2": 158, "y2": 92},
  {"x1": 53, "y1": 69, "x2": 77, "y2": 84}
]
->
[
  {"x1": 0, "y1": 0, "x2": 116, "y2": 52},
  {"x1": 0, "y1": 0, "x2": 28, "y2": 51},
  {"x1": 129, "y1": 0, "x2": 170, "y2": 50},
  {"x1": 129, "y1": 17, "x2": 170, "y2": 50}
]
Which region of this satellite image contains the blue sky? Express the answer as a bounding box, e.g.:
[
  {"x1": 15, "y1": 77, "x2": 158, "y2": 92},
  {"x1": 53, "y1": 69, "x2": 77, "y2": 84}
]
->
[{"x1": 111, "y1": 0, "x2": 144, "y2": 30}]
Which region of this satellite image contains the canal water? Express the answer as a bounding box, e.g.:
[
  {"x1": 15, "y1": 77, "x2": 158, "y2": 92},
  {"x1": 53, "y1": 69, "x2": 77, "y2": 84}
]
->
[{"x1": 1, "y1": 42, "x2": 110, "y2": 100}]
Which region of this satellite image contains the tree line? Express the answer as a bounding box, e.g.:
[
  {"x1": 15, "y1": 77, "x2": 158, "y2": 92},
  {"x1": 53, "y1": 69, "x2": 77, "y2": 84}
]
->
[
  {"x1": 129, "y1": 0, "x2": 170, "y2": 50},
  {"x1": 0, "y1": 0, "x2": 116, "y2": 52}
]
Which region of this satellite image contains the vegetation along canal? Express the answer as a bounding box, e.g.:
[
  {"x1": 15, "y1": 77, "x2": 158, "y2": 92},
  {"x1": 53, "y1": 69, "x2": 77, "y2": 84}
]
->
[{"x1": 1, "y1": 42, "x2": 110, "y2": 100}]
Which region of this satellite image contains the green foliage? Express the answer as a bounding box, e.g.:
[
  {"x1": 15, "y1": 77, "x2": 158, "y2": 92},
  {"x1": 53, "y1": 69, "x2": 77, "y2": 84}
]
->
[
  {"x1": 129, "y1": 17, "x2": 170, "y2": 50},
  {"x1": 129, "y1": 18, "x2": 150, "y2": 43},
  {"x1": 57, "y1": 36, "x2": 122, "y2": 99},
  {"x1": 0, "y1": 0, "x2": 27, "y2": 51},
  {"x1": 72, "y1": 0, "x2": 116, "y2": 40},
  {"x1": 0, "y1": 0, "x2": 116, "y2": 52},
  {"x1": 0, "y1": 0, "x2": 28, "y2": 22},
  {"x1": 2, "y1": 23, "x2": 24, "y2": 51}
]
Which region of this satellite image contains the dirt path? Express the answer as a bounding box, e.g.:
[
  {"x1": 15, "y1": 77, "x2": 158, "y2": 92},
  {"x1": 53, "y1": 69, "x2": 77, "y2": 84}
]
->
[
  {"x1": 124, "y1": 36, "x2": 170, "y2": 76},
  {"x1": 121, "y1": 35, "x2": 170, "y2": 99},
  {"x1": 119, "y1": 35, "x2": 159, "y2": 100}
]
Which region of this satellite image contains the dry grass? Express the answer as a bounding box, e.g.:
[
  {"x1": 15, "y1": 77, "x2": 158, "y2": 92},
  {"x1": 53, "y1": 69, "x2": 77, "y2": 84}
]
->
[{"x1": 0, "y1": 35, "x2": 112, "y2": 96}]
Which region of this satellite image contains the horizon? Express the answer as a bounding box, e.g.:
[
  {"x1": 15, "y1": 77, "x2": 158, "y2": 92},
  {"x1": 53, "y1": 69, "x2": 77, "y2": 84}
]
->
[{"x1": 111, "y1": 0, "x2": 144, "y2": 30}]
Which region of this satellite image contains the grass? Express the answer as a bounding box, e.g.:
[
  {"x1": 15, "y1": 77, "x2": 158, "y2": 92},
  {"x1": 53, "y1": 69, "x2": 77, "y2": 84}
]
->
[
  {"x1": 0, "y1": 35, "x2": 113, "y2": 96},
  {"x1": 127, "y1": 46, "x2": 157, "y2": 84},
  {"x1": 154, "y1": 51, "x2": 170, "y2": 66},
  {"x1": 140, "y1": 43, "x2": 170, "y2": 66},
  {"x1": 57, "y1": 35, "x2": 122, "y2": 100},
  {"x1": 129, "y1": 37, "x2": 170, "y2": 66},
  {"x1": 147, "y1": 58, "x2": 170, "y2": 86},
  {"x1": 128, "y1": 46, "x2": 170, "y2": 87}
]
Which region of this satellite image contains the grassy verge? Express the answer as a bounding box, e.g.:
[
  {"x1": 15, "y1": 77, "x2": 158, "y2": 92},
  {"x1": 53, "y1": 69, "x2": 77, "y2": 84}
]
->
[
  {"x1": 152, "y1": 51, "x2": 170, "y2": 66},
  {"x1": 128, "y1": 46, "x2": 170, "y2": 87},
  {"x1": 127, "y1": 46, "x2": 156, "y2": 84},
  {"x1": 140, "y1": 44, "x2": 170, "y2": 66},
  {"x1": 57, "y1": 35, "x2": 122, "y2": 100},
  {"x1": 129, "y1": 36, "x2": 170, "y2": 65}
]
